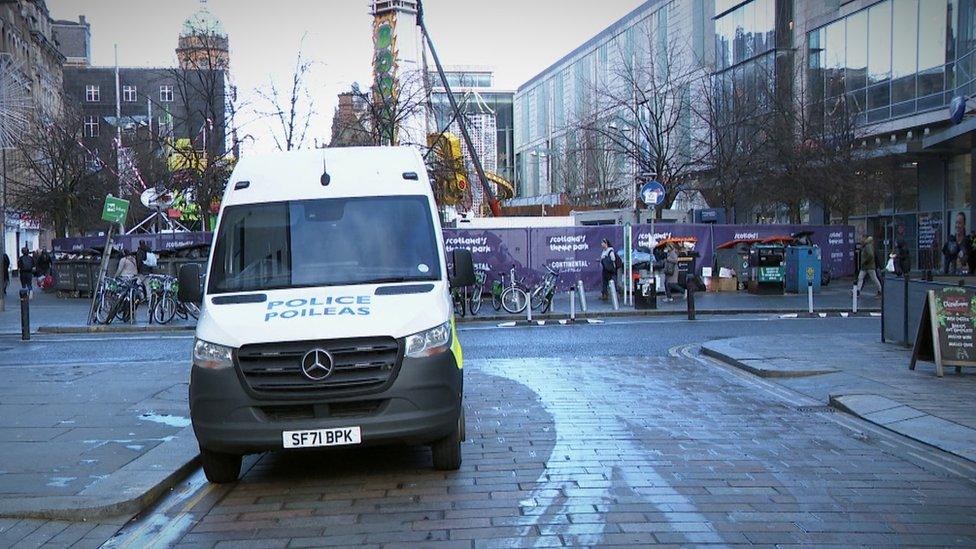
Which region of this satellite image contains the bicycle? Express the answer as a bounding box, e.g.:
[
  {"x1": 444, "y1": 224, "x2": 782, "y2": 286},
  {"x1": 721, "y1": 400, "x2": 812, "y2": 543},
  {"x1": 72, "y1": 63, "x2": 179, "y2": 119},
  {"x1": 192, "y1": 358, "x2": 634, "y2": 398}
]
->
[
  {"x1": 490, "y1": 272, "x2": 504, "y2": 312},
  {"x1": 450, "y1": 285, "x2": 466, "y2": 318},
  {"x1": 468, "y1": 270, "x2": 486, "y2": 315},
  {"x1": 153, "y1": 276, "x2": 200, "y2": 324},
  {"x1": 529, "y1": 265, "x2": 560, "y2": 314},
  {"x1": 100, "y1": 277, "x2": 143, "y2": 324},
  {"x1": 500, "y1": 265, "x2": 529, "y2": 314}
]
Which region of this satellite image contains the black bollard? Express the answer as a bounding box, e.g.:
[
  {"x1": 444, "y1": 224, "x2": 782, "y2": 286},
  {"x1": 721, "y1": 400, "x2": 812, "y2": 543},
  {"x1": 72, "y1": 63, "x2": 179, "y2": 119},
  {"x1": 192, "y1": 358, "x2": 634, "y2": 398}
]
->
[
  {"x1": 687, "y1": 282, "x2": 696, "y2": 321},
  {"x1": 19, "y1": 289, "x2": 30, "y2": 341}
]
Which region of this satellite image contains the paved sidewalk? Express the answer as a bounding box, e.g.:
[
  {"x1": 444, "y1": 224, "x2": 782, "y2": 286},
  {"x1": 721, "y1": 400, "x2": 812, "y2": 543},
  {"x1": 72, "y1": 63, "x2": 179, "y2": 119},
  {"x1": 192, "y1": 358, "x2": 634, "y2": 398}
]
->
[
  {"x1": 0, "y1": 344, "x2": 196, "y2": 520},
  {"x1": 0, "y1": 281, "x2": 880, "y2": 333},
  {"x1": 702, "y1": 334, "x2": 976, "y2": 462},
  {"x1": 0, "y1": 290, "x2": 193, "y2": 335}
]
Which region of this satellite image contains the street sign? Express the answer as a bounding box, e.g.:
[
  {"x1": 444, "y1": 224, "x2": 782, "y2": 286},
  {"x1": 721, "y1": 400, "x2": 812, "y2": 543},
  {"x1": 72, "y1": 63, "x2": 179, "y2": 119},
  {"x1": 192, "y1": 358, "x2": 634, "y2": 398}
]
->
[
  {"x1": 101, "y1": 196, "x2": 129, "y2": 224},
  {"x1": 805, "y1": 266, "x2": 815, "y2": 282},
  {"x1": 640, "y1": 180, "x2": 666, "y2": 207}
]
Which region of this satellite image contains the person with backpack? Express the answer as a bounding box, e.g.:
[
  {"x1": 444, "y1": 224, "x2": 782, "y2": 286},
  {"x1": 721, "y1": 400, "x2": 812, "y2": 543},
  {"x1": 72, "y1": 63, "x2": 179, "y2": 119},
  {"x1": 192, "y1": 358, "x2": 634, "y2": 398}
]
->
[
  {"x1": 17, "y1": 247, "x2": 34, "y2": 297},
  {"x1": 2, "y1": 252, "x2": 9, "y2": 294},
  {"x1": 136, "y1": 240, "x2": 156, "y2": 275},
  {"x1": 599, "y1": 238, "x2": 620, "y2": 301}
]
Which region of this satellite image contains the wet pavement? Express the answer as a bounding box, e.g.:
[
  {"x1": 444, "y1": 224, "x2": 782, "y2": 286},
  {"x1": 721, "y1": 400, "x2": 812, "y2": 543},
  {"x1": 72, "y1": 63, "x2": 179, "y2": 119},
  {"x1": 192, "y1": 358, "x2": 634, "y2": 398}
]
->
[
  {"x1": 5, "y1": 315, "x2": 976, "y2": 547},
  {"x1": 158, "y1": 318, "x2": 974, "y2": 547}
]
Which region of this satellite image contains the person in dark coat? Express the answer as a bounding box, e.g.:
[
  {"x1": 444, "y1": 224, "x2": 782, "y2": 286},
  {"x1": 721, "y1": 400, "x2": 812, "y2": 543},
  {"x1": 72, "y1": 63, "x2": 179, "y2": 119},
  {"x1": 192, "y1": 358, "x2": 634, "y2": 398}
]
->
[
  {"x1": 599, "y1": 239, "x2": 618, "y2": 301},
  {"x1": 894, "y1": 239, "x2": 911, "y2": 277},
  {"x1": 17, "y1": 247, "x2": 34, "y2": 297},
  {"x1": 136, "y1": 240, "x2": 151, "y2": 275},
  {"x1": 2, "y1": 253, "x2": 9, "y2": 294}
]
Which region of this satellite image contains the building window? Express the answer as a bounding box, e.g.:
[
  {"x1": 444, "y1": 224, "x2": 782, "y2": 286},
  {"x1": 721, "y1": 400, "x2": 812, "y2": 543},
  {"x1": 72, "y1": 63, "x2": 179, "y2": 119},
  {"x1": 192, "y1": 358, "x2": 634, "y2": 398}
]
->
[
  {"x1": 84, "y1": 116, "x2": 99, "y2": 138},
  {"x1": 159, "y1": 85, "x2": 174, "y2": 102},
  {"x1": 85, "y1": 85, "x2": 99, "y2": 102},
  {"x1": 122, "y1": 85, "x2": 137, "y2": 102}
]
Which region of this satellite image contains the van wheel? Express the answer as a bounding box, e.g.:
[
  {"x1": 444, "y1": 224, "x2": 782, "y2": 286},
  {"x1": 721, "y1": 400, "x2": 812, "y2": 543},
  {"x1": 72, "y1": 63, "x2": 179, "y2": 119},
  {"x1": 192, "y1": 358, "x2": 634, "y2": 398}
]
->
[
  {"x1": 201, "y1": 448, "x2": 242, "y2": 483},
  {"x1": 431, "y1": 409, "x2": 464, "y2": 471}
]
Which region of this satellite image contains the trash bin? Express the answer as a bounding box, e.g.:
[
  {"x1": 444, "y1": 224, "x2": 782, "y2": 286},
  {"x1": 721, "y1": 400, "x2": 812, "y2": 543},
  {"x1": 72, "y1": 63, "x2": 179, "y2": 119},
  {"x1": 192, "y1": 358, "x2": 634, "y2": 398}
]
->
[
  {"x1": 748, "y1": 243, "x2": 785, "y2": 295},
  {"x1": 634, "y1": 271, "x2": 657, "y2": 309},
  {"x1": 785, "y1": 245, "x2": 822, "y2": 293},
  {"x1": 54, "y1": 262, "x2": 75, "y2": 294}
]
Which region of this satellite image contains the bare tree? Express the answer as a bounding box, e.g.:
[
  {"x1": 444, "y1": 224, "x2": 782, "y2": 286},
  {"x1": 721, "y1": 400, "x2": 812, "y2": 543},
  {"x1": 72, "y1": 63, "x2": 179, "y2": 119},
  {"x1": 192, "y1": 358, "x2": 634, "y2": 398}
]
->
[
  {"x1": 343, "y1": 69, "x2": 430, "y2": 147},
  {"x1": 692, "y1": 63, "x2": 767, "y2": 223},
  {"x1": 552, "y1": 126, "x2": 627, "y2": 208},
  {"x1": 256, "y1": 42, "x2": 317, "y2": 151},
  {"x1": 157, "y1": 22, "x2": 240, "y2": 230},
  {"x1": 7, "y1": 107, "x2": 112, "y2": 236},
  {"x1": 579, "y1": 27, "x2": 704, "y2": 215}
]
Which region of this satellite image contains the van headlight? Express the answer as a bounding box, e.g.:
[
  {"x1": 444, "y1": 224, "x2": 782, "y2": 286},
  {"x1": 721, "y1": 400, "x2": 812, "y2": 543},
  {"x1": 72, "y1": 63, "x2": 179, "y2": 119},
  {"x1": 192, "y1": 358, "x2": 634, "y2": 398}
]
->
[
  {"x1": 193, "y1": 339, "x2": 233, "y2": 369},
  {"x1": 405, "y1": 322, "x2": 451, "y2": 358}
]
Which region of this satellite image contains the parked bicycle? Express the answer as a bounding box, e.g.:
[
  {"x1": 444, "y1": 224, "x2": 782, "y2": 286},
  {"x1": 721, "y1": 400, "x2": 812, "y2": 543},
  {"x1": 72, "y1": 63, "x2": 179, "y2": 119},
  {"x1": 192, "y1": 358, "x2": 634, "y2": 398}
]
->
[
  {"x1": 468, "y1": 270, "x2": 486, "y2": 315},
  {"x1": 450, "y1": 284, "x2": 467, "y2": 318},
  {"x1": 499, "y1": 265, "x2": 529, "y2": 314},
  {"x1": 153, "y1": 276, "x2": 200, "y2": 324},
  {"x1": 529, "y1": 265, "x2": 560, "y2": 314},
  {"x1": 93, "y1": 276, "x2": 144, "y2": 325}
]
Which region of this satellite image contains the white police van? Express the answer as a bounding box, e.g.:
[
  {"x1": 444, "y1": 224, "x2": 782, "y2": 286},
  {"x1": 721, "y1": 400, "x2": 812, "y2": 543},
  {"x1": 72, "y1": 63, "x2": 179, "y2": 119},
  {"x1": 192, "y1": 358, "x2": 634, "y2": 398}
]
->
[{"x1": 178, "y1": 147, "x2": 474, "y2": 483}]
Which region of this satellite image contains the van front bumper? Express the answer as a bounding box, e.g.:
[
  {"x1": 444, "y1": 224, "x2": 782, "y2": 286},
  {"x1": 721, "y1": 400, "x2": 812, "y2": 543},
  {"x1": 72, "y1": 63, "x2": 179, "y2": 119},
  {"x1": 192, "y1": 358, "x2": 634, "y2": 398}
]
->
[{"x1": 189, "y1": 351, "x2": 462, "y2": 455}]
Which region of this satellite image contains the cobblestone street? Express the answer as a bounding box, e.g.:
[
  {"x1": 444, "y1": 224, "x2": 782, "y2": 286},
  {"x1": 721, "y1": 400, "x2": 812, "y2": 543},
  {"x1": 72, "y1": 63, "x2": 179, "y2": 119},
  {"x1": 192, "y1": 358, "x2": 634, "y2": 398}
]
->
[{"x1": 165, "y1": 337, "x2": 976, "y2": 547}]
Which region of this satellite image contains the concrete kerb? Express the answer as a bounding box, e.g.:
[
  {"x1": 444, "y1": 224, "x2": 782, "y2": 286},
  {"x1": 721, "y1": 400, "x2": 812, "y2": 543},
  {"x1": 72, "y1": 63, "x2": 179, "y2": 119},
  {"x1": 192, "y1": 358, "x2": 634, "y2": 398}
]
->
[
  {"x1": 0, "y1": 425, "x2": 200, "y2": 521},
  {"x1": 24, "y1": 306, "x2": 881, "y2": 334},
  {"x1": 461, "y1": 306, "x2": 880, "y2": 324},
  {"x1": 829, "y1": 394, "x2": 976, "y2": 463},
  {"x1": 700, "y1": 340, "x2": 841, "y2": 378},
  {"x1": 36, "y1": 324, "x2": 196, "y2": 334}
]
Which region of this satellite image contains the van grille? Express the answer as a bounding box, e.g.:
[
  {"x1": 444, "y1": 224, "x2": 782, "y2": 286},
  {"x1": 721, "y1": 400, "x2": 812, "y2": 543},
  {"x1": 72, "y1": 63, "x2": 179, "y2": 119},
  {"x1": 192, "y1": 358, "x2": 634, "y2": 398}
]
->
[{"x1": 236, "y1": 337, "x2": 401, "y2": 396}]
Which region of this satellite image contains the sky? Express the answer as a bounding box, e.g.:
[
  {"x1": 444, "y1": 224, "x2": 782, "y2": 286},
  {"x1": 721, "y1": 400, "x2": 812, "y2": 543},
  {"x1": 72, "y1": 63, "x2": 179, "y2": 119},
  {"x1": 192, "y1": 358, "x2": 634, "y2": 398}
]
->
[{"x1": 47, "y1": 0, "x2": 646, "y2": 153}]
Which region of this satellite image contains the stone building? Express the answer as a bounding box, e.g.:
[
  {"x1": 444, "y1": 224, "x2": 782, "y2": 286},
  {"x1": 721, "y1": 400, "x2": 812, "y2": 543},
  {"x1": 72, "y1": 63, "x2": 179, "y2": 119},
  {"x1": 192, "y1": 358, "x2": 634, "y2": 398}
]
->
[{"x1": 0, "y1": 0, "x2": 65, "y2": 259}]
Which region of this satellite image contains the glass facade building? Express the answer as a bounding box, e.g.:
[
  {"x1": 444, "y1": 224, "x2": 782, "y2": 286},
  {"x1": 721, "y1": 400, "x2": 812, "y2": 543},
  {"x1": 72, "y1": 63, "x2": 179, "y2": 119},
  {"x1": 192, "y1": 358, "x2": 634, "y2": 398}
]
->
[{"x1": 513, "y1": 0, "x2": 976, "y2": 269}]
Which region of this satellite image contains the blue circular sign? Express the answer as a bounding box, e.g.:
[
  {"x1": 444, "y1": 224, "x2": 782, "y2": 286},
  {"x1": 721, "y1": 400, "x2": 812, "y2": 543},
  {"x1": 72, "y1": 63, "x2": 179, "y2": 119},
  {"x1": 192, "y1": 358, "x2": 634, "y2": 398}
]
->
[
  {"x1": 640, "y1": 180, "x2": 666, "y2": 207},
  {"x1": 950, "y1": 95, "x2": 968, "y2": 125}
]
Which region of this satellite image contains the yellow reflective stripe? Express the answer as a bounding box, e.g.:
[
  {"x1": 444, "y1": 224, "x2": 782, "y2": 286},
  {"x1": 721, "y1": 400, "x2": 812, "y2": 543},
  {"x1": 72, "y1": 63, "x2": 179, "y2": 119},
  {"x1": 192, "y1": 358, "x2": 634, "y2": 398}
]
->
[{"x1": 450, "y1": 317, "x2": 463, "y2": 369}]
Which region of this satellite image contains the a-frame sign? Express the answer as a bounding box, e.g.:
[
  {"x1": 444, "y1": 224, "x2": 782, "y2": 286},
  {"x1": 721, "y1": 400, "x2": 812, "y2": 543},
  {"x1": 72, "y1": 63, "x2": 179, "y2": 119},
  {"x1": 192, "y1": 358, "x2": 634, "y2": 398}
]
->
[{"x1": 910, "y1": 286, "x2": 976, "y2": 377}]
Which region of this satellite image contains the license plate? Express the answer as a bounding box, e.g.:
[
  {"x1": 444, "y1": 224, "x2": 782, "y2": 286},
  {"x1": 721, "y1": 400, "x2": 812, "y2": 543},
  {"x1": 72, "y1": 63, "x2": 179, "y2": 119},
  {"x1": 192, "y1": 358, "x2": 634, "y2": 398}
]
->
[{"x1": 282, "y1": 427, "x2": 362, "y2": 449}]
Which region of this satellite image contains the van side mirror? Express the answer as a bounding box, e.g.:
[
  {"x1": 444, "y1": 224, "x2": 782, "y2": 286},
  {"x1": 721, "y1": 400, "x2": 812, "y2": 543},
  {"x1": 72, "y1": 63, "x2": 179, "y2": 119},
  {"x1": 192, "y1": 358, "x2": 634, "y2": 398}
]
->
[
  {"x1": 450, "y1": 249, "x2": 475, "y2": 288},
  {"x1": 178, "y1": 263, "x2": 203, "y2": 304}
]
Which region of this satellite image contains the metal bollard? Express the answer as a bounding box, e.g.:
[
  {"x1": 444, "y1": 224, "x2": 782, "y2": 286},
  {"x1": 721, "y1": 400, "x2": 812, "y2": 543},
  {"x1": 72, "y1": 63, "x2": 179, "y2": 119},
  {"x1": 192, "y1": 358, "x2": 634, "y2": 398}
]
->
[
  {"x1": 526, "y1": 294, "x2": 532, "y2": 322},
  {"x1": 577, "y1": 280, "x2": 587, "y2": 312},
  {"x1": 687, "y1": 283, "x2": 696, "y2": 320},
  {"x1": 19, "y1": 289, "x2": 30, "y2": 341},
  {"x1": 609, "y1": 280, "x2": 619, "y2": 310},
  {"x1": 852, "y1": 284, "x2": 858, "y2": 314},
  {"x1": 570, "y1": 288, "x2": 576, "y2": 321},
  {"x1": 808, "y1": 281, "x2": 814, "y2": 316},
  {"x1": 903, "y1": 270, "x2": 910, "y2": 344}
]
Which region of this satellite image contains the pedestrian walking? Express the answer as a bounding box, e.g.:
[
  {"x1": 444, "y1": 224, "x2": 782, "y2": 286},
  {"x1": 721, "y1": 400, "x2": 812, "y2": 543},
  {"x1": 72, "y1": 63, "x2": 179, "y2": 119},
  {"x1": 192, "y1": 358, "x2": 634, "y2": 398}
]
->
[
  {"x1": 2, "y1": 252, "x2": 9, "y2": 294},
  {"x1": 599, "y1": 239, "x2": 618, "y2": 301},
  {"x1": 17, "y1": 247, "x2": 34, "y2": 297},
  {"x1": 35, "y1": 248, "x2": 51, "y2": 281},
  {"x1": 664, "y1": 244, "x2": 683, "y2": 302},
  {"x1": 856, "y1": 235, "x2": 882, "y2": 297}
]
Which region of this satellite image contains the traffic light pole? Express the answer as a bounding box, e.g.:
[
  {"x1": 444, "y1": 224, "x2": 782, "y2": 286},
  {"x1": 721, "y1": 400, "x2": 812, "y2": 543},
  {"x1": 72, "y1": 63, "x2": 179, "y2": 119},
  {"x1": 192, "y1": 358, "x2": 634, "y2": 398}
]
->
[{"x1": 416, "y1": 0, "x2": 502, "y2": 217}]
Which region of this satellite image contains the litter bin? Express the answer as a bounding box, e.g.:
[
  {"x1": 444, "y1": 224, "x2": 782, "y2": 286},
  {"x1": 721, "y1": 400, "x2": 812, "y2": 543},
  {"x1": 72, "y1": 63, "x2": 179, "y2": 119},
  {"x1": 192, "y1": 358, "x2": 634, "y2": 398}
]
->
[
  {"x1": 634, "y1": 272, "x2": 657, "y2": 309},
  {"x1": 785, "y1": 245, "x2": 822, "y2": 293},
  {"x1": 748, "y1": 243, "x2": 785, "y2": 295}
]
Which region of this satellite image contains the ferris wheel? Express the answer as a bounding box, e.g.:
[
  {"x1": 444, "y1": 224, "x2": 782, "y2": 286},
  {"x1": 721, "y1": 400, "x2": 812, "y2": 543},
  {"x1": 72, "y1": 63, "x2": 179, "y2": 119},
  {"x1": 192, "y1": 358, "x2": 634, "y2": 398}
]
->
[{"x1": 0, "y1": 53, "x2": 32, "y2": 150}]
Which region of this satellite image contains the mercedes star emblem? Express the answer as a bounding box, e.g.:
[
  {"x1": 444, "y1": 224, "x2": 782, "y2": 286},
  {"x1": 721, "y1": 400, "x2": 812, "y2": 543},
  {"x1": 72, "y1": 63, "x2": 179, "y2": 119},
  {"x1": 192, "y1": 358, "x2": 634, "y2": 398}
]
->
[{"x1": 300, "y1": 349, "x2": 334, "y2": 381}]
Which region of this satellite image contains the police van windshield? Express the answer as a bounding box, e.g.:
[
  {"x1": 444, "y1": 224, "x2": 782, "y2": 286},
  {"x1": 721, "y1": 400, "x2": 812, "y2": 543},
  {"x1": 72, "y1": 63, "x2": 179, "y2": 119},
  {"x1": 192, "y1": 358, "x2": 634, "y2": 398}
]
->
[{"x1": 208, "y1": 195, "x2": 441, "y2": 294}]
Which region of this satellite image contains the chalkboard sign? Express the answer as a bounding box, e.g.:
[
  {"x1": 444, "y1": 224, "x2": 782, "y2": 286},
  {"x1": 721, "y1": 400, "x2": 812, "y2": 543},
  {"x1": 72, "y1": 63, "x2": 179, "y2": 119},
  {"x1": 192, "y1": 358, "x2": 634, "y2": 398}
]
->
[{"x1": 910, "y1": 286, "x2": 976, "y2": 377}]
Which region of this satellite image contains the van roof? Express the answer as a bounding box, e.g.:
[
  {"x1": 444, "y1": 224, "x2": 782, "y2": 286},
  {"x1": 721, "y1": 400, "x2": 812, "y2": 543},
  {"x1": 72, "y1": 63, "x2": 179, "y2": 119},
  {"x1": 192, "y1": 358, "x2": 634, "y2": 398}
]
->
[{"x1": 221, "y1": 146, "x2": 431, "y2": 207}]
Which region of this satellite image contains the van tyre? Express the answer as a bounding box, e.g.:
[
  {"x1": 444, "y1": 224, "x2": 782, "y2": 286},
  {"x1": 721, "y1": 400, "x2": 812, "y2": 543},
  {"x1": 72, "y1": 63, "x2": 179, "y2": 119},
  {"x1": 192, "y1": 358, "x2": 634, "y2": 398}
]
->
[
  {"x1": 201, "y1": 448, "x2": 242, "y2": 483},
  {"x1": 431, "y1": 409, "x2": 464, "y2": 471}
]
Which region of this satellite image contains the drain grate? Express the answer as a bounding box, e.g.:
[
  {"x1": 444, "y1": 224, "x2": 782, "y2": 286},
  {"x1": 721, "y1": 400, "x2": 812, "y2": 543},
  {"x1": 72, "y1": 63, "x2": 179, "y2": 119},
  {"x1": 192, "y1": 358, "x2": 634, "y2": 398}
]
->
[{"x1": 796, "y1": 405, "x2": 836, "y2": 413}]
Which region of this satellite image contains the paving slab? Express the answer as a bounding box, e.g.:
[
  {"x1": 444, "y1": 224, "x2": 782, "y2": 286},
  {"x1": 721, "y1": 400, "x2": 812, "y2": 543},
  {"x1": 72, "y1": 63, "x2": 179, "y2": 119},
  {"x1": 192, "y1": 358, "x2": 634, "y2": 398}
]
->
[{"x1": 702, "y1": 334, "x2": 976, "y2": 463}]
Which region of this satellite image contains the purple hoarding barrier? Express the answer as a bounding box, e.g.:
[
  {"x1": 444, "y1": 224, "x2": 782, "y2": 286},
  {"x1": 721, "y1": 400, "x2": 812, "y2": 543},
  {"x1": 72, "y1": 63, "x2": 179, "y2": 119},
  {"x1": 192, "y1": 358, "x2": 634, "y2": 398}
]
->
[
  {"x1": 529, "y1": 226, "x2": 618, "y2": 291},
  {"x1": 54, "y1": 232, "x2": 215, "y2": 254},
  {"x1": 443, "y1": 229, "x2": 530, "y2": 285}
]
